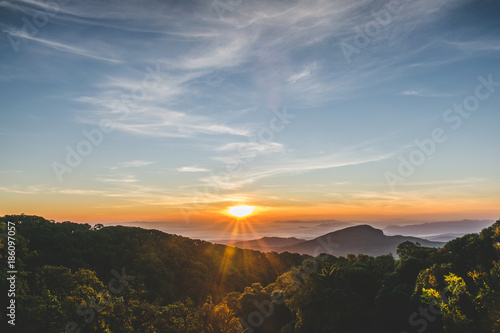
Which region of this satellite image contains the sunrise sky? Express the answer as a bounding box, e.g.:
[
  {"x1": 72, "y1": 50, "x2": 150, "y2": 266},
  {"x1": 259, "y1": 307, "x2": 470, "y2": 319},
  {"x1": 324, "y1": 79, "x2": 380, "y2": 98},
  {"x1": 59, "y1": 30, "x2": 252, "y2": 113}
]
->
[{"x1": 1, "y1": 0, "x2": 499, "y2": 232}]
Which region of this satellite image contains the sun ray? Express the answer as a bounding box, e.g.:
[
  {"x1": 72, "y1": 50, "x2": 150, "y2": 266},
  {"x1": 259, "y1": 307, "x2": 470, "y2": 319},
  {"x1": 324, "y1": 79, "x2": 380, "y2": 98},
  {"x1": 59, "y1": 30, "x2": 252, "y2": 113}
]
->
[{"x1": 216, "y1": 213, "x2": 264, "y2": 285}]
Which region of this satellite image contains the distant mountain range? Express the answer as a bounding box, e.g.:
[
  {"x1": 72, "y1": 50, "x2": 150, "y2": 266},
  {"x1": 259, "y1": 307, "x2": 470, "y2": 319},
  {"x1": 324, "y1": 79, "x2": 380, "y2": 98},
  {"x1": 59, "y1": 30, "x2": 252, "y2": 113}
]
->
[
  {"x1": 106, "y1": 219, "x2": 493, "y2": 244},
  {"x1": 225, "y1": 237, "x2": 307, "y2": 252},
  {"x1": 108, "y1": 219, "x2": 493, "y2": 254},
  {"x1": 423, "y1": 233, "x2": 467, "y2": 242},
  {"x1": 227, "y1": 225, "x2": 444, "y2": 257},
  {"x1": 383, "y1": 219, "x2": 494, "y2": 241}
]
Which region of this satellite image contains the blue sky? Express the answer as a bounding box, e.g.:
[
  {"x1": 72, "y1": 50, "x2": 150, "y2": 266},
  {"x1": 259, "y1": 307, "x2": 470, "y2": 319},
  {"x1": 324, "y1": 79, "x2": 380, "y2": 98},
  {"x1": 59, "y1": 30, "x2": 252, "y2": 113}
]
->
[{"x1": 0, "y1": 0, "x2": 499, "y2": 232}]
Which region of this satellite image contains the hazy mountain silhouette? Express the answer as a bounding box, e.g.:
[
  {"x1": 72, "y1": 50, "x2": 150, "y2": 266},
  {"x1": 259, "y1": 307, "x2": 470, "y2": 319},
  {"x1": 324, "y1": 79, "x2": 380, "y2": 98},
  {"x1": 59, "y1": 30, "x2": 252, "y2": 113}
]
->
[
  {"x1": 231, "y1": 225, "x2": 444, "y2": 257},
  {"x1": 383, "y1": 219, "x2": 493, "y2": 239},
  {"x1": 227, "y1": 236, "x2": 306, "y2": 252},
  {"x1": 424, "y1": 233, "x2": 469, "y2": 242}
]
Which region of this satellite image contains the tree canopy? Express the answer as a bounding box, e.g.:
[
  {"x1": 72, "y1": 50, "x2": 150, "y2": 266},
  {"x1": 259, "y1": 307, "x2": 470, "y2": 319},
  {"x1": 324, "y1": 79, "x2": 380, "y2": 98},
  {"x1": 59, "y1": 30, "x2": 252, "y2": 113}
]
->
[{"x1": 1, "y1": 214, "x2": 499, "y2": 332}]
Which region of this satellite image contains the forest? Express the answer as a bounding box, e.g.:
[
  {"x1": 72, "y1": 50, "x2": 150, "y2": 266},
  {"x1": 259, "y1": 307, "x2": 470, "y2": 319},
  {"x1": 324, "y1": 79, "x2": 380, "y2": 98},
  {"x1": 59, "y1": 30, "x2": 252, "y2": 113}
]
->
[{"x1": 1, "y1": 214, "x2": 499, "y2": 332}]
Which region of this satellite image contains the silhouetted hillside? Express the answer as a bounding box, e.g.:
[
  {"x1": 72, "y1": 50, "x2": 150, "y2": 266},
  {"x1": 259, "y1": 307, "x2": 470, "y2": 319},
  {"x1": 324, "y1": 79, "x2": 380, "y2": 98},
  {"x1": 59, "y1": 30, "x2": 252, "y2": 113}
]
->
[
  {"x1": 2, "y1": 214, "x2": 499, "y2": 333},
  {"x1": 383, "y1": 219, "x2": 493, "y2": 238},
  {"x1": 0, "y1": 214, "x2": 306, "y2": 304},
  {"x1": 228, "y1": 236, "x2": 306, "y2": 252},
  {"x1": 278, "y1": 225, "x2": 444, "y2": 256}
]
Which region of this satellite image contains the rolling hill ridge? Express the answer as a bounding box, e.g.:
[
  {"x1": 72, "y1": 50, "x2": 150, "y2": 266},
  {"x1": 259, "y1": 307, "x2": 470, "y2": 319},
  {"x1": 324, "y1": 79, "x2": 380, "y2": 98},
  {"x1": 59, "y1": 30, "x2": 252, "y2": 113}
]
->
[{"x1": 229, "y1": 225, "x2": 444, "y2": 256}]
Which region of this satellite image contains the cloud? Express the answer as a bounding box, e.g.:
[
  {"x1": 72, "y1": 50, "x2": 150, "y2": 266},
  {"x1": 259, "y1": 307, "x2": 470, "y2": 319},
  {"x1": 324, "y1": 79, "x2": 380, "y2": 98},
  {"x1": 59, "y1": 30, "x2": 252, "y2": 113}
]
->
[
  {"x1": 443, "y1": 38, "x2": 500, "y2": 53},
  {"x1": 53, "y1": 0, "x2": 478, "y2": 137},
  {"x1": 77, "y1": 93, "x2": 253, "y2": 138},
  {"x1": 0, "y1": 185, "x2": 45, "y2": 195},
  {"x1": 0, "y1": 170, "x2": 23, "y2": 174},
  {"x1": 177, "y1": 166, "x2": 210, "y2": 172},
  {"x1": 241, "y1": 152, "x2": 392, "y2": 184},
  {"x1": 287, "y1": 63, "x2": 317, "y2": 83},
  {"x1": 4, "y1": 31, "x2": 122, "y2": 63},
  {"x1": 216, "y1": 141, "x2": 285, "y2": 157},
  {"x1": 201, "y1": 145, "x2": 394, "y2": 190},
  {"x1": 96, "y1": 174, "x2": 137, "y2": 183},
  {"x1": 111, "y1": 160, "x2": 154, "y2": 169},
  {"x1": 401, "y1": 89, "x2": 452, "y2": 98},
  {"x1": 107, "y1": 112, "x2": 252, "y2": 138},
  {"x1": 170, "y1": 38, "x2": 250, "y2": 71},
  {"x1": 0, "y1": 183, "x2": 190, "y2": 206},
  {"x1": 402, "y1": 90, "x2": 421, "y2": 96},
  {"x1": 399, "y1": 178, "x2": 485, "y2": 187}
]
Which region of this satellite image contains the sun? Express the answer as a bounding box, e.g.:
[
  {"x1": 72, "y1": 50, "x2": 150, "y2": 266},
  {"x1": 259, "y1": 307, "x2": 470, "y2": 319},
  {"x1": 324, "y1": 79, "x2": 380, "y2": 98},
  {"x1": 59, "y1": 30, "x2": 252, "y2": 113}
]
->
[{"x1": 227, "y1": 205, "x2": 255, "y2": 218}]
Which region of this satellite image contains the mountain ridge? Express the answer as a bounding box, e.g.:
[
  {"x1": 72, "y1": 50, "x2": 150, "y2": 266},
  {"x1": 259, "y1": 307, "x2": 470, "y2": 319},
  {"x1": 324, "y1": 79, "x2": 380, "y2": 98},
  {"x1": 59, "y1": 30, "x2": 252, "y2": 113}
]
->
[
  {"x1": 225, "y1": 236, "x2": 307, "y2": 252},
  {"x1": 383, "y1": 219, "x2": 494, "y2": 239},
  {"x1": 230, "y1": 224, "x2": 444, "y2": 257}
]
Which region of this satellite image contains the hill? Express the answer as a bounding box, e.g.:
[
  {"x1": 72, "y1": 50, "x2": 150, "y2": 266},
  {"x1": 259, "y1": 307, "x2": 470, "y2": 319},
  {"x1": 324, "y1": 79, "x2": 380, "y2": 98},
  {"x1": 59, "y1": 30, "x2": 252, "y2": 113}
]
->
[
  {"x1": 2, "y1": 214, "x2": 499, "y2": 333},
  {"x1": 0, "y1": 214, "x2": 306, "y2": 304},
  {"x1": 234, "y1": 219, "x2": 500, "y2": 333},
  {"x1": 232, "y1": 225, "x2": 444, "y2": 257},
  {"x1": 383, "y1": 219, "x2": 494, "y2": 239},
  {"x1": 226, "y1": 236, "x2": 306, "y2": 252}
]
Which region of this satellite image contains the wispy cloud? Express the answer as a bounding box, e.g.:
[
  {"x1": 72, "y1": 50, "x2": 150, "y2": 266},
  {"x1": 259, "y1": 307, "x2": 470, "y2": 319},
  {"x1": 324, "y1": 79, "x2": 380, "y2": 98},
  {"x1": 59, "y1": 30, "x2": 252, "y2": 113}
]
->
[
  {"x1": 170, "y1": 38, "x2": 250, "y2": 71},
  {"x1": 0, "y1": 183, "x2": 190, "y2": 206},
  {"x1": 287, "y1": 63, "x2": 317, "y2": 83},
  {"x1": 216, "y1": 141, "x2": 285, "y2": 157},
  {"x1": 0, "y1": 170, "x2": 23, "y2": 174},
  {"x1": 111, "y1": 161, "x2": 154, "y2": 170},
  {"x1": 402, "y1": 90, "x2": 421, "y2": 96},
  {"x1": 96, "y1": 174, "x2": 137, "y2": 183},
  {"x1": 4, "y1": 31, "x2": 122, "y2": 63},
  {"x1": 399, "y1": 178, "x2": 485, "y2": 187},
  {"x1": 201, "y1": 145, "x2": 394, "y2": 190},
  {"x1": 444, "y1": 38, "x2": 500, "y2": 53},
  {"x1": 0, "y1": 185, "x2": 46, "y2": 195},
  {"x1": 401, "y1": 90, "x2": 451, "y2": 97},
  {"x1": 60, "y1": 0, "x2": 482, "y2": 137},
  {"x1": 107, "y1": 112, "x2": 253, "y2": 138},
  {"x1": 177, "y1": 166, "x2": 210, "y2": 172},
  {"x1": 242, "y1": 152, "x2": 392, "y2": 184}
]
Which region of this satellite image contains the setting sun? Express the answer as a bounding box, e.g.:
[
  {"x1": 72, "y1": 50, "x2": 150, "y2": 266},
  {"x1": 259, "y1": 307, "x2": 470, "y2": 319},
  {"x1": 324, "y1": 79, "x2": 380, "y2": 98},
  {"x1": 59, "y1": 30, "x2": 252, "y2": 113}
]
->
[{"x1": 227, "y1": 205, "x2": 255, "y2": 218}]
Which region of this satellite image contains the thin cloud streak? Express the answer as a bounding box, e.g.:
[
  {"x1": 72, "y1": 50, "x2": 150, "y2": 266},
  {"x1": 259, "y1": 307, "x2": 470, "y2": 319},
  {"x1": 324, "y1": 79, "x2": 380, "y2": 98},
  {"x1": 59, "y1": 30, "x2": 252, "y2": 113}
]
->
[
  {"x1": 177, "y1": 166, "x2": 210, "y2": 172},
  {"x1": 4, "y1": 31, "x2": 122, "y2": 63},
  {"x1": 200, "y1": 150, "x2": 395, "y2": 190}
]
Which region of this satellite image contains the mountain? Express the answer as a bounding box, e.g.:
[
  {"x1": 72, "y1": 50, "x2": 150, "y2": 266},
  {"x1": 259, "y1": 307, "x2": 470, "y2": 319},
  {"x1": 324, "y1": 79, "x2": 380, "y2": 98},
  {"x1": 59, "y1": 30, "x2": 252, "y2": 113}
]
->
[
  {"x1": 424, "y1": 233, "x2": 467, "y2": 242},
  {"x1": 277, "y1": 225, "x2": 444, "y2": 257},
  {"x1": 383, "y1": 219, "x2": 494, "y2": 239},
  {"x1": 227, "y1": 236, "x2": 306, "y2": 252}
]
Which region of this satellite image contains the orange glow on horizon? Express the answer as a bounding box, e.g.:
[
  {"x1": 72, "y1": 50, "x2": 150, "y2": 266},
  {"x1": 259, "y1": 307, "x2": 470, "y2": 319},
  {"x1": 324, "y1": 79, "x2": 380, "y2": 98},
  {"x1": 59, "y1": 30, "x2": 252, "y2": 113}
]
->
[{"x1": 1, "y1": 191, "x2": 499, "y2": 224}]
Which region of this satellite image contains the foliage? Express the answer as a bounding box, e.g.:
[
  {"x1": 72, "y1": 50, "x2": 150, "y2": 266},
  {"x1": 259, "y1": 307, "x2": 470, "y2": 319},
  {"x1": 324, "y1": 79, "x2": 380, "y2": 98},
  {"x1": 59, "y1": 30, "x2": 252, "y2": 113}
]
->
[
  {"x1": 1, "y1": 215, "x2": 499, "y2": 332},
  {"x1": 0, "y1": 214, "x2": 303, "y2": 332}
]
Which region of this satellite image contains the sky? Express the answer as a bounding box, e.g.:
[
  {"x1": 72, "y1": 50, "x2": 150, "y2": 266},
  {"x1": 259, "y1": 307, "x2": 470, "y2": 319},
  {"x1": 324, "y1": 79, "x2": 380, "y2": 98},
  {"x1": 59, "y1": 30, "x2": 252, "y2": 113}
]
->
[{"x1": 1, "y1": 0, "x2": 499, "y2": 238}]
